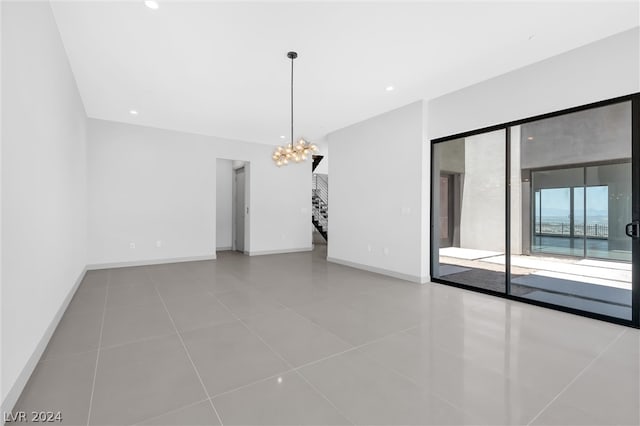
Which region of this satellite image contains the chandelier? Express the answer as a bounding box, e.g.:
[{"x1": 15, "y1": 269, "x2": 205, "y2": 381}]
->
[{"x1": 273, "y1": 51, "x2": 317, "y2": 167}]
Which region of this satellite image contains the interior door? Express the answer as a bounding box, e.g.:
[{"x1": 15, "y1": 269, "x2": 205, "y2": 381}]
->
[{"x1": 235, "y1": 167, "x2": 245, "y2": 252}]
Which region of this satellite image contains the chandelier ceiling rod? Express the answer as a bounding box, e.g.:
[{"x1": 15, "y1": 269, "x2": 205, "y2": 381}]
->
[{"x1": 288, "y1": 51, "x2": 296, "y2": 150}]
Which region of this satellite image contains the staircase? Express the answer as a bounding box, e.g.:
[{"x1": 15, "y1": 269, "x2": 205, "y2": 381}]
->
[
  {"x1": 312, "y1": 173, "x2": 328, "y2": 241},
  {"x1": 312, "y1": 155, "x2": 324, "y2": 172}
]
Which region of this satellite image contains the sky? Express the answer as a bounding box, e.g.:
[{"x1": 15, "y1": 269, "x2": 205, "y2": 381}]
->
[{"x1": 537, "y1": 186, "x2": 609, "y2": 219}]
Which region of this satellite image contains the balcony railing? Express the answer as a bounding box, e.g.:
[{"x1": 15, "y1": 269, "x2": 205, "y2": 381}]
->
[{"x1": 534, "y1": 222, "x2": 608, "y2": 239}]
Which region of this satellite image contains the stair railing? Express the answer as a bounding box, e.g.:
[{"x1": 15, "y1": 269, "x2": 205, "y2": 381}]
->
[{"x1": 312, "y1": 173, "x2": 328, "y2": 239}]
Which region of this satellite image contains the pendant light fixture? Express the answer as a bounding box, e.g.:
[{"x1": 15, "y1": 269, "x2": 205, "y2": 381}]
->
[{"x1": 273, "y1": 51, "x2": 317, "y2": 167}]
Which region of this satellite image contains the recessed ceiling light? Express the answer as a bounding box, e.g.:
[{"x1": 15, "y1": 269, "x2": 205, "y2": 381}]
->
[
  {"x1": 129, "y1": 110, "x2": 139, "y2": 115},
  {"x1": 385, "y1": 86, "x2": 395, "y2": 92},
  {"x1": 144, "y1": 1, "x2": 159, "y2": 10},
  {"x1": 527, "y1": 136, "x2": 534, "y2": 141},
  {"x1": 280, "y1": 135, "x2": 286, "y2": 139}
]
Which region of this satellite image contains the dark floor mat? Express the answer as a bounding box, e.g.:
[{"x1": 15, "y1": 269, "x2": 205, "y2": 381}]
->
[
  {"x1": 437, "y1": 266, "x2": 534, "y2": 295},
  {"x1": 512, "y1": 275, "x2": 631, "y2": 306}
]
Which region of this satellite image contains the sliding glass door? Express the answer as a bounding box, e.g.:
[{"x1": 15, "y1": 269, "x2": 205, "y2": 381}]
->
[
  {"x1": 512, "y1": 100, "x2": 633, "y2": 320},
  {"x1": 431, "y1": 95, "x2": 639, "y2": 326}
]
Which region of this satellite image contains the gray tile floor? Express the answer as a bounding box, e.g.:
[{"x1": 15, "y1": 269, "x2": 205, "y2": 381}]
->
[{"x1": 14, "y1": 246, "x2": 640, "y2": 425}]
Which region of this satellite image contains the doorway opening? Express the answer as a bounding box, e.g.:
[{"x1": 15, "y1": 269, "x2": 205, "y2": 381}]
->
[{"x1": 216, "y1": 159, "x2": 249, "y2": 255}]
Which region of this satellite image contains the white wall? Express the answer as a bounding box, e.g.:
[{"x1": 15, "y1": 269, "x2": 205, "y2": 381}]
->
[
  {"x1": 216, "y1": 159, "x2": 233, "y2": 250},
  {"x1": 1, "y1": 1, "x2": 87, "y2": 411},
  {"x1": 87, "y1": 119, "x2": 311, "y2": 267},
  {"x1": 327, "y1": 101, "x2": 427, "y2": 282},
  {"x1": 429, "y1": 28, "x2": 640, "y2": 139}
]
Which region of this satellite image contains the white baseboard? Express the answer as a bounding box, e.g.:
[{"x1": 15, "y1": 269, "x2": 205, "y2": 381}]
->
[
  {"x1": 327, "y1": 256, "x2": 425, "y2": 284},
  {"x1": 1, "y1": 267, "x2": 87, "y2": 416},
  {"x1": 248, "y1": 246, "x2": 313, "y2": 256},
  {"x1": 216, "y1": 246, "x2": 232, "y2": 251},
  {"x1": 86, "y1": 254, "x2": 216, "y2": 270}
]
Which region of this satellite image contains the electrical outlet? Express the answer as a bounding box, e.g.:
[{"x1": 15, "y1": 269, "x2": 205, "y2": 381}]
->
[
  {"x1": 383, "y1": 247, "x2": 389, "y2": 255},
  {"x1": 367, "y1": 244, "x2": 372, "y2": 252},
  {"x1": 156, "y1": 240, "x2": 162, "y2": 248},
  {"x1": 129, "y1": 242, "x2": 136, "y2": 249}
]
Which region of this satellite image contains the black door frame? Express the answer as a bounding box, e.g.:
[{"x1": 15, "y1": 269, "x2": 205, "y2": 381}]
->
[{"x1": 430, "y1": 93, "x2": 640, "y2": 328}]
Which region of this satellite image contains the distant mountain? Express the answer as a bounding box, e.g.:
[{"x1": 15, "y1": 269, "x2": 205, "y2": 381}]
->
[
  {"x1": 541, "y1": 208, "x2": 608, "y2": 217},
  {"x1": 586, "y1": 209, "x2": 608, "y2": 217}
]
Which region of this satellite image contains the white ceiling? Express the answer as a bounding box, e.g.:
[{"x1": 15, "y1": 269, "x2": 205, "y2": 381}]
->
[{"x1": 50, "y1": 1, "x2": 639, "y2": 145}]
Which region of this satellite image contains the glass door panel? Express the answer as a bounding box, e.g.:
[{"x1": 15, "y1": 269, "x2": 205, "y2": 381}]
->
[
  {"x1": 432, "y1": 129, "x2": 506, "y2": 293},
  {"x1": 510, "y1": 101, "x2": 632, "y2": 320}
]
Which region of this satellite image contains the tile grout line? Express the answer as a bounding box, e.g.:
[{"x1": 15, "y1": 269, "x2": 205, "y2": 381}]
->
[
  {"x1": 290, "y1": 323, "x2": 420, "y2": 373},
  {"x1": 97, "y1": 331, "x2": 178, "y2": 352},
  {"x1": 204, "y1": 296, "x2": 299, "y2": 398},
  {"x1": 282, "y1": 306, "x2": 357, "y2": 349},
  {"x1": 204, "y1": 297, "x2": 424, "y2": 408},
  {"x1": 145, "y1": 268, "x2": 225, "y2": 426},
  {"x1": 526, "y1": 328, "x2": 627, "y2": 426},
  {"x1": 208, "y1": 371, "x2": 295, "y2": 400},
  {"x1": 292, "y1": 321, "x2": 472, "y2": 422},
  {"x1": 291, "y1": 370, "x2": 356, "y2": 426},
  {"x1": 130, "y1": 398, "x2": 210, "y2": 426},
  {"x1": 86, "y1": 271, "x2": 110, "y2": 426},
  {"x1": 213, "y1": 297, "x2": 357, "y2": 426},
  {"x1": 212, "y1": 287, "x2": 422, "y2": 377},
  {"x1": 350, "y1": 334, "x2": 475, "y2": 420}
]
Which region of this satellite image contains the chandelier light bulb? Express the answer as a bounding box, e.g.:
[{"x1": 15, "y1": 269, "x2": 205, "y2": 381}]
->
[{"x1": 272, "y1": 138, "x2": 318, "y2": 166}]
